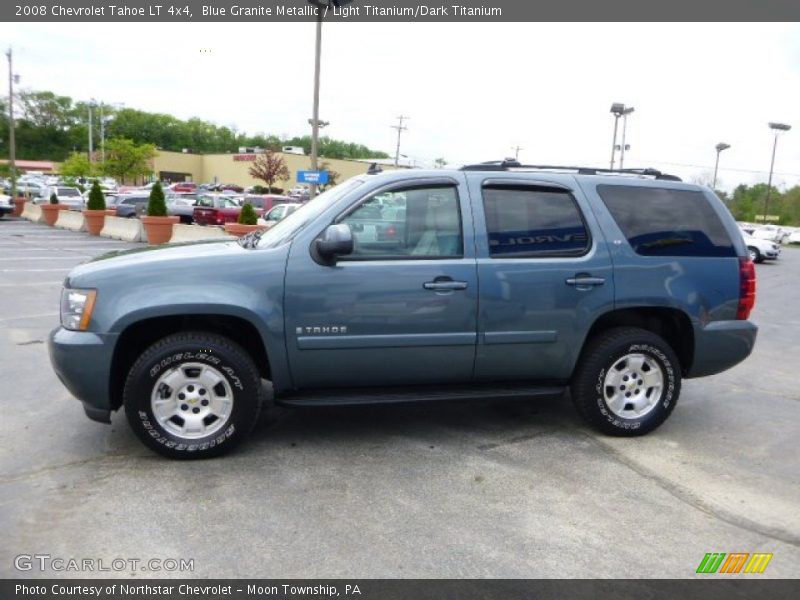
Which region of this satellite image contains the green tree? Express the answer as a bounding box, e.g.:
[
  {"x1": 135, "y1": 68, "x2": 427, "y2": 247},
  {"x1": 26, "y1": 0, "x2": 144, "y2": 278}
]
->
[
  {"x1": 238, "y1": 203, "x2": 258, "y2": 225},
  {"x1": 147, "y1": 181, "x2": 167, "y2": 217},
  {"x1": 60, "y1": 152, "x2": 94, "y2": 178},
  {"x1": 434, "y1": 157, "x2": 447, "y2": 169},
  {"x1": 101, "y1": 138, "x2": 156, "y2": 184},
  {"x1": 318, "y1": 161, "x2": 341, "y2": 191},
  {"x1": 86, "y1": 180, "x2": 106, "y2": 210}
]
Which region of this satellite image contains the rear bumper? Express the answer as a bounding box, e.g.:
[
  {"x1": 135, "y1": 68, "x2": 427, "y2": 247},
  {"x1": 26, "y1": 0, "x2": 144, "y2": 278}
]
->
[
  {"x1": 687, "y1": 320, "x2": 758, "y2": 378},
  {"x1": 49, "y1": 327, "x2": 118, "y2": 422}
]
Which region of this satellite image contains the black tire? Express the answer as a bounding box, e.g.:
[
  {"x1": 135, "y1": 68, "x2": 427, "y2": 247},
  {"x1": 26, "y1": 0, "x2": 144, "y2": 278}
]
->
[
  {"x1": 123, "y1": 332, "x2": 264, "y2": 459},
  {"x1": 570, "y1": 327, "x2": 681, "y2": 436},
  {"x1": 747, "y1": 246, "x2": 764, "y2": 264}
]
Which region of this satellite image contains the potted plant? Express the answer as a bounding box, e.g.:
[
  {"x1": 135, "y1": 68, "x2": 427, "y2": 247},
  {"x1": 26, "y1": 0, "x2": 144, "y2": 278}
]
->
[
  {"x1": 83, "y1": 181, "x2": 107, "y2": 235},
  {"x1": 141, "y1": 181, "x2": 178, "y2": 245},
  {"x1": 12, "y1": 191, "x2": 26, "y2": 217},
  {"x1": 41, "y1": 191, "x2": 66, "y2": 226},
  {"x1": 224, "y1": 203, "x2": 266, "y2": 238}
]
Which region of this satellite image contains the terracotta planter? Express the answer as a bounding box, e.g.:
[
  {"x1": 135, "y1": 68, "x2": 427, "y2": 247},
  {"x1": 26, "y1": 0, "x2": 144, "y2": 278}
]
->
[
  {"x1": 13, "y1": 198, "x2": 26, "y2": 217},
  {"x1": 83, "y1": 209, "x2": 107, "y2": 236},
  {"x1": 142, "y1": 215, "x2": 179, "y2": 245},
  {"x1": 41, "y1": 204, "x2": 67, "y2": 226},
  {"x1": 224, "y1": 223, "x2": 267, "y2": 238}
]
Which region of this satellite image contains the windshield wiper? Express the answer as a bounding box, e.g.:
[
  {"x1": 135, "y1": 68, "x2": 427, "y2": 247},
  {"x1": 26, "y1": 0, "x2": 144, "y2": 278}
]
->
[{"x1": 238, "y1": 228, "x2": 266, "y2": 249}]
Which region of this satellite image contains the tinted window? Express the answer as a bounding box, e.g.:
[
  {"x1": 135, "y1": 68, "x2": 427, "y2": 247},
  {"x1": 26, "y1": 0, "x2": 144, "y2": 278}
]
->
[
  {"x1": 482, "y1": 186, "x2": 589, "y2": 258},
  {"x1": 597, "y1": 185, "x2": 735, "y2": 257},
  {"x1": 339, "y1": 185, "x2": 462, "y2": 259}
]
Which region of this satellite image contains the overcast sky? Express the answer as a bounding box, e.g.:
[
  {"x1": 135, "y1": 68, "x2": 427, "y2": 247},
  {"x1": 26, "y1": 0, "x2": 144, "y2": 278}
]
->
[{"x1": 3, "y1": 22, "x2": 799, "y2": 190}]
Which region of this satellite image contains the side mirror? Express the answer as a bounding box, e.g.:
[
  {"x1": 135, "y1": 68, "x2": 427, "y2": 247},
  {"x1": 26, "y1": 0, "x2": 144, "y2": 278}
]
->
[{"x1": 315, "y1": 223, "x2": 354, "y2": 261}]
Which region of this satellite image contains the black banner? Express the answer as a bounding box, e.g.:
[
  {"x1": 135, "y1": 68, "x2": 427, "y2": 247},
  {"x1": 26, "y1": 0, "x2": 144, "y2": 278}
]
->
[
  {"x1": 3, "y1": 579, "x2": 800, "y2": 600},
  {"x1": 4, "y1": 0, "x2": 800, "y2": 22}
]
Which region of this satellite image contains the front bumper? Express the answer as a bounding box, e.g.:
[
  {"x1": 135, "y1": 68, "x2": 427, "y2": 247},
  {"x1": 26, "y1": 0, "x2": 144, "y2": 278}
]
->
[
  {"x1": 49, "y1": 327, "x2": 119, "y2": 423},
  {"x1": 687, "y1": 320, "x2": 758, "y2": 378}
]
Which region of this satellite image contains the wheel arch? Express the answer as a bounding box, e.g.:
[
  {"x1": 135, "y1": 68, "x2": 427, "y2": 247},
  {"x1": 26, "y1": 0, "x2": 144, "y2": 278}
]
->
[
  {"x1": 579, "y1": 307, "x2": 694, "y2": 376},
  {"x1": 109, "y1": 314, "x2": 272, "y2": 411}
]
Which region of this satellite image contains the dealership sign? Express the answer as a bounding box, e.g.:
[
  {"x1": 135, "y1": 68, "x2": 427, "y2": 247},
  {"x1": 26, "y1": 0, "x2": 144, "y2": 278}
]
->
[
  {"x1": 233, "y1": 154, "x2": 257, "y2": 162},
  {"x1": 297, "y1": 170, "x2": 329, "y2": 184}
]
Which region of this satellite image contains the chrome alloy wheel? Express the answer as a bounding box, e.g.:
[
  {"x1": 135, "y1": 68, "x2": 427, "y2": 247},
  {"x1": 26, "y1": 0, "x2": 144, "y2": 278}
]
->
[
  {"x1": 150, "y1": 362, "x2": 234, "y2": 440},
  {"x1": 602, "y1": 353, "x2": 664, "y2": 419}
]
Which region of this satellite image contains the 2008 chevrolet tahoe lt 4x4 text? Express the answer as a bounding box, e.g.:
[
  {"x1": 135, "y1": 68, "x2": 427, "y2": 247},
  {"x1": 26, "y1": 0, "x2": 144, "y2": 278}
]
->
[{"x1": 49, "y1": 162, "x2": 758, "y2": 459}]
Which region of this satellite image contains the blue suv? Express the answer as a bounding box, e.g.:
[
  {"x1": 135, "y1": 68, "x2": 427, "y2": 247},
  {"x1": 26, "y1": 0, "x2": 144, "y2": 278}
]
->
[{"x1": 49, "y1": 161, "x2": 758, "y2": 458}]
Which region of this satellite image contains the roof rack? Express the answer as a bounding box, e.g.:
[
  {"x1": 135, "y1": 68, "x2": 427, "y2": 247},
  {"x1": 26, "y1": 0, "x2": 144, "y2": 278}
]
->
[{"x1": 460, "y1": 159, "x2": 682, "y2": 181}]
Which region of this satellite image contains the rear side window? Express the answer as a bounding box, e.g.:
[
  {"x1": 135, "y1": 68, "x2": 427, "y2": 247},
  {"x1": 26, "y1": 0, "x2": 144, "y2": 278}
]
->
[
  {"x1": 482, "y1": 186, "x2": 590, "y2": 258},
  {"x1": 597, "y1": 185, "x2": 735, "y2": 257}
]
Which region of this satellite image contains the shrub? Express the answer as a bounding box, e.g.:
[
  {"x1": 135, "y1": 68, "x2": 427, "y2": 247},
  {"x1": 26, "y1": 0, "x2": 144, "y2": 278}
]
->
[
  {"x1": 86, "y1": 180, "x2": 106, "y2": 210},
  {"x1": 238, "y1": 203, "x2": 258, "y2": 225},
  {"x1": 147, "y1": 181, "x2": 167, "y2": 217},
  {"x1": 250, "y1": 185, "x2": 269, "y2": 194},
  {"x1": 49, "y1": 191, "x2": 59, "y2": 205}
]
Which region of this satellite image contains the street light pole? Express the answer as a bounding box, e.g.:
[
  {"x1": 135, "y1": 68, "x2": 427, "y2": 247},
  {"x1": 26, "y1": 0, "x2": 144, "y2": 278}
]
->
[
  {"x1": 619, "y1": 106, "x2": 634, "y2": 169},
  {"x1": 392, "y1": 115, "x2": 409, "y2": 167},
  {"x1": 99, "y1": 103, "x2": 105, "y2": 163},
  {"x1": 6, "y1": 47, "x2": 17, "y2": 198},
  {"x1": 609, "y1": 113, "x2": 620, "y2": 169},
  {"x1": 764, "y1": 122, "x2": 791, "y2": 224},
  {"x1": 712, "y1": 142, "x2": 730, "y2": 190}
]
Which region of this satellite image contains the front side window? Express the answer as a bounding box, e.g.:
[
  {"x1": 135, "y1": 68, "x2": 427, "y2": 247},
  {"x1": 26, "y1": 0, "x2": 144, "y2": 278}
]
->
[
  {"x1": 597, "y1": 185, "x2": 736, "y2": 257},
  {"x1": 482, "y1": 185, "x2": 589, "y2": 258},
  {"x1": 339, "y1": 185, "x2": 462, "y2": 259}
]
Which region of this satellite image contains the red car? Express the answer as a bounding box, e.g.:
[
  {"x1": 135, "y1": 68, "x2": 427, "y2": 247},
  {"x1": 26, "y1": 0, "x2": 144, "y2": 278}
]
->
[
  {"x1": 171, "y1": 181, "x2": 197, "y2": 193},
  {"x1": 193, "y1": 195, "x2": 263, "y2": 226}
]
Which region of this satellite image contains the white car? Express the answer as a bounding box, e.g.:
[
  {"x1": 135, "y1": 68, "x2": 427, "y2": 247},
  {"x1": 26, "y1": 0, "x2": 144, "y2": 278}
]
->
[
  {"x1": 257, "y1": 203, "x2": 301, "y2": 229},
  {"x1": 742, "y1": 233, "x2": 780, "y2": 263},
  {"x1": 34, "y1": 186, "x2": 85, "y2": 210},
  {"x1": 0, "y1": 193, "x2": 14, "y2": 217},
  {"x1": 787, "y1": 229, "x2": 800, "y2": 245},
  {"x1": 751, "y1": 224, "x2": 788, "y2": 244}
]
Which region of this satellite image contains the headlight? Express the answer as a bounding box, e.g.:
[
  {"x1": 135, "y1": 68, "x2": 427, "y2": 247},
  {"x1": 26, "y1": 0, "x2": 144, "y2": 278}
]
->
[{"x1": 60, "y1": 288, "x2": 97, "y2": 331}]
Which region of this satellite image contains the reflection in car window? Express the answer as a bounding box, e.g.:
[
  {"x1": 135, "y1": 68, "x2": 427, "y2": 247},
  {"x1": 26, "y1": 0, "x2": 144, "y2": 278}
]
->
[
  {"x1": 339, "y1": 185, "x2": 462, "y2": 260},
  {"x1": 483, "y1": 186, "x2": 589, "y2": 258}
]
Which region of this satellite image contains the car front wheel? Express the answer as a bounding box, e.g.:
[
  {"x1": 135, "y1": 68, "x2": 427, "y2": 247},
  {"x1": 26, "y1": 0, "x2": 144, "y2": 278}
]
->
[
  {"x1": 123, "y1": 332, "x2": 264, "y2": 459},
  {"x1": 747, "y1": 246, "x2": 764, "y2": 263},
  {"x1": 571, "y1": 327, "x2": 681, "y2": 436}
]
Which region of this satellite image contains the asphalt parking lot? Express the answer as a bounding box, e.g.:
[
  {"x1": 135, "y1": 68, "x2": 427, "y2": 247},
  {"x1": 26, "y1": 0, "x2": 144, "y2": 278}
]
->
[{"x1": 1, "y1": 217, "x2": 798, "y2": 579}]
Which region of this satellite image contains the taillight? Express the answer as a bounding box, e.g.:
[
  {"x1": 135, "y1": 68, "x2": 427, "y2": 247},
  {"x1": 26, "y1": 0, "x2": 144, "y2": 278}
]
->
[
  {"x1": 737, "y1": 257, "x2": 756, "y2": 320},
  {"x1": 386, "y1": 225, "x2": 397, "y2": 238}
]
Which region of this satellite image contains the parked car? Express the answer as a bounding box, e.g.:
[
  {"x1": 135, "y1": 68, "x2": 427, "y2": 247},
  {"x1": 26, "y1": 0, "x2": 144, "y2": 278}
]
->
[
  {"x1": 751, "y1": 225, "x2": 788, "y2": 244},
  {"x1": 257, "y1": 202, "x2": 301, "y2": 228},
  {"x1": 170, "y1": 182, "x2": 198, "y2": 193},
  {"x1": 49, "y1": 161, "x2": 759, "y2": 459},
  {"x1": 243, "y1": 194, "x2": 291, "y2": 214},
  {"x1": 742, "y1": 233, "x2": 780, "y2": 263},
  {"x1": 787, "y1": 228, "x2": 800, "y2": 244},
  {"x1": 218, "y1": 183, "x2": 245, "y2": 193},
  {"x1": 193, "y1": 194, "x2": 260, "y2": 226},
  {"x1": 0, "y1": 193, "x2": 13, "y2": 217},
  {"x1": 166, "y1": 194, "x2": 198, "y2": 224},
  {"x1": 35, "y1": 186, "x2": 85, "y2": 210},
  {"x1": 109, "y1": 194, "x2": 150, "y2": 218}
]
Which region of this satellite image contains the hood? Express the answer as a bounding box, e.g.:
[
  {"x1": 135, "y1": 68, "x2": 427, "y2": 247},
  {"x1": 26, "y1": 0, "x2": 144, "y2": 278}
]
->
[{"x1": 67, "y1": 240, "x2": 248, "y2": 286}]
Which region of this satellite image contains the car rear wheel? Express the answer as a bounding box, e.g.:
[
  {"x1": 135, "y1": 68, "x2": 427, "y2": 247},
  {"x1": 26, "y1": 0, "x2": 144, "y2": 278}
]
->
[
  {"x1": 747, "y1": 246, "x2": 764, "y2": 263},
  {"x1": 570, "y1": 327, "x2": 681, "y2": 436},
  {"x1": 123, "y1": 332, "x2": 264, "y2": 459}
]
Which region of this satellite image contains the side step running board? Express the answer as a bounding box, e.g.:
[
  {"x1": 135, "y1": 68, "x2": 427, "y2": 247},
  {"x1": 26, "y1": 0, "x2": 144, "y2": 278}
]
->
[{"x1": 277, "y1": 384, "x2": 566, "y2": 407}]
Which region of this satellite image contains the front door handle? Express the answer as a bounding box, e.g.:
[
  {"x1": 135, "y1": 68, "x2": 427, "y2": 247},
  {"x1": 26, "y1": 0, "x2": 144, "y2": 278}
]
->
[
  {"x1": 566, "y1": 275, "x2": 606, "y2": 289},
  {"x1": 423, "y1": 277, "x2": 468, "y2": 292}
]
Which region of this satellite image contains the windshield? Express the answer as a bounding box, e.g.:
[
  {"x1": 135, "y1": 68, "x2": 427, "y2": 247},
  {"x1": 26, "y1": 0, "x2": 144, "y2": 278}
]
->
[{"x1": 257, "y1": 177, "x2": 365, "y2": 249}]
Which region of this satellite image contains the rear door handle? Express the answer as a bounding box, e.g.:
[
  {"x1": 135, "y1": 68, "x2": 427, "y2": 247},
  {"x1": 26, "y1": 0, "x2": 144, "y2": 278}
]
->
[
  {"x1": 423, "y1": 278, "x2": 468, "y2": 292},
  {"x1": 566, "y1": 276, "x2": 606, "y2": 289}
]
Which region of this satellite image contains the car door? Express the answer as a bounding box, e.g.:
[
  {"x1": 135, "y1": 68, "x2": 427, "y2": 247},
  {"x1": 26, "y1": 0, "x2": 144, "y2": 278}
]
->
[
  {"x1": 468, "y1": 174, "x2": 615, "y2": 381},
  {"x1": 284, "y1": 176, "x2": 478, "y2": 389}
]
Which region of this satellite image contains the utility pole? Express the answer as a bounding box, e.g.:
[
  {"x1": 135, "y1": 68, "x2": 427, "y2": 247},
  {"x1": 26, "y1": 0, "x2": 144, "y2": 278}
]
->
[
  {"x1": 6, "y1": 47, "x2": 17, "y2": 198},
  {"x1": 309, "y1": 10, "x2": 323, "y2": 200},
  {"x1": 392, "y1": 115, "x2": 409, "y2": 167},
  {"x1": 99, "y1": 103, "x2": 105, "y2": 163},
  {"x1": 619, "y1": 107, "x2": 634, "y2": 169},
  {"x1": 88, "y1": 100, "x2": 94, "y2": 162},
  {"x1": 511, "y1": 145, "x2": 523, "y2": 160}
]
